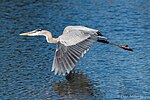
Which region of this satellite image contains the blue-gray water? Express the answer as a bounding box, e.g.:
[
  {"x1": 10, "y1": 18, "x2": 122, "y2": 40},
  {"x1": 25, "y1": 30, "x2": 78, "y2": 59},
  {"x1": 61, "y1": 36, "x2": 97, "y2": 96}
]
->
[{"x1": 0, "y1": 0, "x2": 150, "y2": 100}]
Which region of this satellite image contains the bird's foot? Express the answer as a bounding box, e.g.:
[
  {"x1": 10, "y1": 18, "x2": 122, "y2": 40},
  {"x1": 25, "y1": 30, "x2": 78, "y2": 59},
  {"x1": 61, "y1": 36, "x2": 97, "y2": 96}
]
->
[{"x1": 120, "y1": 45, "x2": 133, "y2": 51}]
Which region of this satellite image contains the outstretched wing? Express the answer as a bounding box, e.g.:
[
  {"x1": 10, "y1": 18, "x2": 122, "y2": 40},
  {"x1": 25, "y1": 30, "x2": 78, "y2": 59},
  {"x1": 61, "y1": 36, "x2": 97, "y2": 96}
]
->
[
  {"x1": 52, "y1": 38, "x2": 96, "y2": 75},
  {"x1": 51, "y1": 26, "x2": 100, "y2": 75}
]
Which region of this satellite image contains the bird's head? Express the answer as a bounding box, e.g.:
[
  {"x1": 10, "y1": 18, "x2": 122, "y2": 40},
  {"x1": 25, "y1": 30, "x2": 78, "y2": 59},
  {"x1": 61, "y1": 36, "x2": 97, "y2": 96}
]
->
[{"x1": 19, "y1": 29, "x2": 46, "y2": 36}]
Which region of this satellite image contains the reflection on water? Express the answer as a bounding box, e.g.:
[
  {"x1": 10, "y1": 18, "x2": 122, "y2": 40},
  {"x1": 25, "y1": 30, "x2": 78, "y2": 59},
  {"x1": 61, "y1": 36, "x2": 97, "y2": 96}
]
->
[{"x1": 52, "y1": 71, "x2": 103, "y2": 99}]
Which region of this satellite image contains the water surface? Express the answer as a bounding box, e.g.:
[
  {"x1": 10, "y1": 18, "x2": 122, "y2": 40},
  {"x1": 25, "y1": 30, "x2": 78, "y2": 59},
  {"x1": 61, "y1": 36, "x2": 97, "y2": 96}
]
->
[{"x1": 0, "y1": 0, "x2": 150, "y2": 100}]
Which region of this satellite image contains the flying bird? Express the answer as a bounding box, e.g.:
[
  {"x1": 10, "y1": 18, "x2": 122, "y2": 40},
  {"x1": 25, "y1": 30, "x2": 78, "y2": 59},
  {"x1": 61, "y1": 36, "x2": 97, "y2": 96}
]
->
[{"x1": 20, "y1": 26, "x2": 133, "y2": 75}]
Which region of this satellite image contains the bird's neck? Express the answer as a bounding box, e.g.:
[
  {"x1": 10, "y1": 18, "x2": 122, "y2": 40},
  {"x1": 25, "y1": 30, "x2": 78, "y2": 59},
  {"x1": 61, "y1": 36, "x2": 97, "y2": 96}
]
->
[{"x1": 44, "y1": 31, "x2": 59, "y2": 43}]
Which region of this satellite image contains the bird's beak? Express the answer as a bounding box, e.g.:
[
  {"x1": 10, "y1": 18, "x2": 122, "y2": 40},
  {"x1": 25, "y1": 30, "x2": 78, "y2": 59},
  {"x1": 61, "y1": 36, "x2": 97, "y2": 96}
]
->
[{"x1": 19, "y1": 32, "x2": 32, "y2": 36}]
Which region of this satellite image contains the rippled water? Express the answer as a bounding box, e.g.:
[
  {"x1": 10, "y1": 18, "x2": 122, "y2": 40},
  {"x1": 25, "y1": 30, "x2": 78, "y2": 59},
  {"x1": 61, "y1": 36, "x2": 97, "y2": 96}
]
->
[{"x1": 0, "y1": 0, "x2": 150, "y2": 100}]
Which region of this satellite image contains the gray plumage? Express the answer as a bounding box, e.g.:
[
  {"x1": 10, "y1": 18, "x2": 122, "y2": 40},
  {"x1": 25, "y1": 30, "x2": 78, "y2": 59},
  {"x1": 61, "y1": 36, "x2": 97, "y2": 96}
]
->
[
  {"x1": 20, "y1": 25, "x2": 132, "y2": 76},
  {"x1": 52, "y1": 26, "x2": 106, "y2": 75}
]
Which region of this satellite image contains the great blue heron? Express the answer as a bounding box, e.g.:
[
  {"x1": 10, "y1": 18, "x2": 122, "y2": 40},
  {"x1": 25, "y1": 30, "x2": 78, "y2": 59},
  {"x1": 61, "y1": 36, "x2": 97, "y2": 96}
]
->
[{"x1": 20, "y1": 26, "x2": 133, "y2": 75}]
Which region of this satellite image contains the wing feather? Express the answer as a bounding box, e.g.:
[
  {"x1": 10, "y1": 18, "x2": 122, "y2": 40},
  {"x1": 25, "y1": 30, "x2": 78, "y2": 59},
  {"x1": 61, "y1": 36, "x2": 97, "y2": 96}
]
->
[
  {"x1": 52, "y1": 38, "x2": 96, "y2": 75},
  {"x1": 52, "y1": 26, "x2": 100, "y2": 75},
  {"x1": 64, "y1": 52, "x2": 75, "y2": 71},
  {"x1": 59, "y1": 30, "x2": 91, "y2": 46}
]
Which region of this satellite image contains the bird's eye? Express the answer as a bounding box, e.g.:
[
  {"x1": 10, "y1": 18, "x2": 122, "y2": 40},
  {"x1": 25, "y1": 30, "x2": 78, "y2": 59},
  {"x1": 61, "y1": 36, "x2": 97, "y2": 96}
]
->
[
  {"x1": 36, "y1": 29, "x2": 42, "y2": 31},
  {"x1": 32, "y1": 29, "x2": 42, "y2": 33}
]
